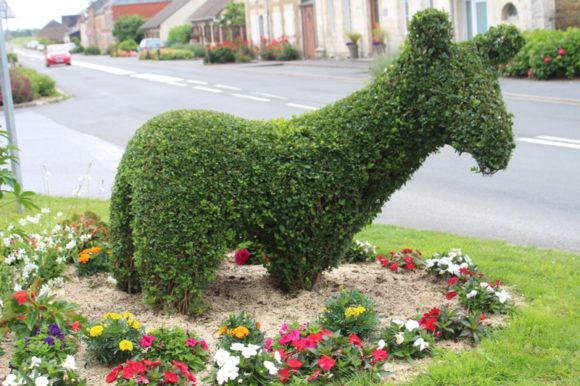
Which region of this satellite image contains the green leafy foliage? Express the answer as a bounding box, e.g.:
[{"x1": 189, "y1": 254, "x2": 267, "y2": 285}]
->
[
  {"x1": 260, "y1": 37, "x2": 298, "y2": 61},
  {"x1": 318, "y1": 290, "x2": 379, "y2": 339},
  {"x1": 83, "y1": 45, "x2": 101, "y2": 55},
  {"x1": 74, "y1": 246, "x2": 110, "y2": 276},
  {"x1": 5, "y1": 356, "x2": 87, "y2": 386},
  {"x1": 219, "y1": 2, "x2": 246, "y2": 28},
  {"x1": 380, "y1": 319, "x2": 433, "y2": 359},
  {"x1": 139, "y1": 47, "x2": 193, "y2": 61},
  {"x1": 110, "y1": 9, "x2": 519, "y2": 315},
  {"x1": 472, "y1": 24, "x2": 525, "y2": 68},
  {"x1": 342, "y1": 240, "x2": 376, "y2": 263},
  {"x1": 1, "y1": 70, "x2": 33, "y2": 105},
  {"x1": 113, "y1": 15, "x2": 145, "y2": 43},
  {"x1": 206, "y1": 46, "x2": 235, "y2": 63},
  {"x1": 167, "y1": 24, "x2": 193, "y2": 46},
  {"x1": 16, "y1": 67, "x2": 57, "y2": 98},
  {"x1": 117, "y1": 39, "x2": 138, "y2": 52},
  {"x1": 0, "y1": 129, "x2": 37, "y2": 211},
  {"x1": 169, "y1": 43, "x2": 205, "y2": 58}
]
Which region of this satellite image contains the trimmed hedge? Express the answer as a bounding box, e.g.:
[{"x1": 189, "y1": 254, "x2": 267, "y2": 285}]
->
[
  {"x1": 15, "y1": 67, "x2": 57, "y2": 98},
  {"x1": 110, "y1": 9, "x2": 521, "y2": 315},
  {"x1": 139, "y1": 48, "x2": 193, "y2": 61},
  {"x1": 117, "y1": 39, "x2": 138, "y2": 52}
]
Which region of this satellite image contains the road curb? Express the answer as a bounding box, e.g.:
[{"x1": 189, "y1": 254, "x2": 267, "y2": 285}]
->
[{"x1": 0, "y1": 91, "x2": 69, "y2": 111}]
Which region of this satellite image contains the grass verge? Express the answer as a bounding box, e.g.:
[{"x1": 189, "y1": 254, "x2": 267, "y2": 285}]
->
[{"x1": 1, "y1": 195, "x2": 578, "y2": 385}]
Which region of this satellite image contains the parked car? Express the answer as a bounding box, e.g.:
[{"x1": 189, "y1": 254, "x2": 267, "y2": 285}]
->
[
  {"x1": 138, "y1": 38, "x2": 165, "y2": 51},
  {"x1": 26, "y1": 40, "x2": 39, "y2": 49},
  {"x1": 45, "y1": 44, "x2": 71, "y2": 67}
]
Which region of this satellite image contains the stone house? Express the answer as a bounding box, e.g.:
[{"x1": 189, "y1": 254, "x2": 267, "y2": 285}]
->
[
  {"x1": 36, "y1": 20, "x2": 69, "y2": 43},
  {"x1": 141, "y1": 0, "x2": 206, "y2": 40},
  {"x1": 188, "y1": 0, "x2": 246, "y2": 46},
  {"x1": 245, "y1": 0, "x2": 576, "y2": 59}
]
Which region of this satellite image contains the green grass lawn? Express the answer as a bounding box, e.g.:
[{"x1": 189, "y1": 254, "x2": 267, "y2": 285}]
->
[{"x1": 1, "y1": 195, "x2": 578, "y2": 385}]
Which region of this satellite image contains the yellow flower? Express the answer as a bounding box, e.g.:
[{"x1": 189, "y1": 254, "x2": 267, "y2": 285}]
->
[
  {"x1": 119, "y1": 340, "x2": 133, "y2": 351},
  {"x1": 89, "y1": 325, "x2": 104, "y2": 337},
  {"x1": 122, "y1": 311, "x2": 134, "y2": 319},
  {"x1": 344, "y1": 306, "x2": 366, "y2": 318},
  {"x1": 105, "y1": 312, "x2": 122, "y2": 320},
  {"x1": 218, "y1": 326, "x2": 228, "y2": 336},
  {"x1": 146, "y1": 329, "x2": 157, "y2": 335},
  {"x1": 320, "y1": 307, "x2": 327, "y2": 313},
  {"x1": 230, "y1": 326, "x2": 250, "y2": 339},
  {"x1": 128, "y1": 319, "x2": 140, "y2": 329}
]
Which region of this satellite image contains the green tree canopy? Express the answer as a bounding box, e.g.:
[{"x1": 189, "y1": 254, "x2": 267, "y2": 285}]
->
[
  {"x1": 219, "y1": 1, "x2": 245, "y2": 28},
  {"x1": 167, "y1": 24, "x2": 193, "y2": 46},
  {"x1": 113, "y1": 15, "x2": 145, "y2": 43}
]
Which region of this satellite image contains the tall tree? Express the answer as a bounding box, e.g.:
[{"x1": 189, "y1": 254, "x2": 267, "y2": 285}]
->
[{"x1": 113, "y1": 15, "x2": 145, "y2": 43}]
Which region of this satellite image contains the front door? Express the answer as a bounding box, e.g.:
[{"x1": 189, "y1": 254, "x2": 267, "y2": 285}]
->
[
  {"x1": 301, "y1": 5, "x2": 316, "y2": 59},
  {"x1": 466, "y1": 0, "x2": 488, "y2": 39}
]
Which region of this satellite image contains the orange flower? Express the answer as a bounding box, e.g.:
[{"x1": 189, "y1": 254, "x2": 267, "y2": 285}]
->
[
  {"x1": 230, "y1": 326, "x2": 250, "y2": 339},
  {"x1": 89, "y1": 247, "x2": 101, "y2": 254},
  {"x1": 255, "y1": 321, "x2": 261, "y2": 329},
  {"x1": 218, "y1": 325, "x2": 228, "y2": 336},
  {"x1": 79, "y1": 253, "x2": 90, "y2": 263}
]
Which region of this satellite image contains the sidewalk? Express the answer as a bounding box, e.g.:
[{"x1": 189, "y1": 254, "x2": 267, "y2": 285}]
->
[{"x1": 1, "y1": 109, "x2": 122, "y2": 199}]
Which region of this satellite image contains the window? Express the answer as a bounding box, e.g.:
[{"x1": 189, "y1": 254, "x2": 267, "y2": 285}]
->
[{"x1": 501, "y1": 3, "x2": 518, "y2": 21}]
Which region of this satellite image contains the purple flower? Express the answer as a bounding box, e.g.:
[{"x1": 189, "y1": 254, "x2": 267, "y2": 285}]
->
[
  {"x1": 48, "y1": 324, "x2": 61, "y2": 337},
  {"x1": 44, "y1": 336, "x2": 55, "y2": 346}
]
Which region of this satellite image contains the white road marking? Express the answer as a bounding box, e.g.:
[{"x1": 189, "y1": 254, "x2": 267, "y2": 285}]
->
[
  {"x1": 187, "y1": 79, "x2": 208, "y2": 85},
  {"x1": 131, "y1": 73, "x2": 183, "y2": 83},
  {"x1": 517, "y1": 137, "x2": 580, "y2": 150},
  {"x1": 232, "y1": 94, "x2": 270, "y2": 102},
  {"x1": 71, "y1": 60, "x2": 136, "y2": 75},
  {"x1": 253, "y1": 92, "x2": 287, "y2": 100},
  {"x1": 503, "y1": 92, "x2": 580, "y2": 107},
  {"x1": 167, "y1": 82, "x2": 187, "y2": 87},
  {"x1": 193, "y1": 86, "x2": 222, "y2": 93},
  {"x1": 286, "y1": 103, "x2": 319, "y2": 110},
  {"x1": 536, "y1": 136, "x2": 580, "y2": 145},
  {"x1": 214, "y1": 84, "x2": 242, "y2": 91}
]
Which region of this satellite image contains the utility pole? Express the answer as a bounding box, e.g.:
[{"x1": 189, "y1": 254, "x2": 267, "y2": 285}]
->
[{"x1": 0, "y1": 0, "x2": 23, "y2": 212}]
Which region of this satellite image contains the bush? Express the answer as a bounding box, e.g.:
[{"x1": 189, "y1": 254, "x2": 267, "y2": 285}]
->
[
  {"x1": 170, "y1": 43, "x2": 205, "y2": 58},
  {"x1": 7, "y1": 52, "x2": 18, "y2": 65},
  {"x1": 113, "y1": 15, "x2": 145, "y2": 43},
  {"x1": 70, "y1": 37, "x2": 84, "y2": 53},
  {"x1": 138, "y1": 48, "x2": 193, "y2": 61},
  {"x1": 318, "y1": 290, "x2": 379, "y2": 339},
  {"x1": 260, "y1": 37, "x2": 298, "y2": 61},
  {"x1": 84, "y1": 45, "x2": 101, "y2": 55},
  {"x1": 206, "y1": 46, "x2": 235, "y2": 63},
  {"x1": 504, "y1": 28, "x2": 580, "y2": 79},
  {"x1": 15, "y1": 67, "x2": 57, "y2": 98},
  {"x1": 167, "y1": 24, "x2": 193, "y2": 46},
  {"x1": 0, "y1": 70, "x2": 33, "y2": 105},
  {"x1": 117, "y1": 39, "x2": 138, "y2": 52},
  {"x1": 111, "y1": 10, "x2": 521, "y2": 315},
  {"x1": 107, "y1": 43, "x2": 118, "y2": 56}
]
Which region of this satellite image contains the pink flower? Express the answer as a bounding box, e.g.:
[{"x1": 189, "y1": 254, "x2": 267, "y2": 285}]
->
[
  {"x1": 265, "y1": 337, "x2": 273, "y2": 351},
  {"x1": 544, "y1": 56, "x2": 551, "y2": 63},
  {"x1": 308, "y1": 369, "x2": 321, "y2": 382},
  {"x1": 200, "y1": 339, "x2": 208, "y2": 350},
  {"x1": 234, "y1": 248, "x2": 251, "y2": 265},
  {"x1": 186, "y1": 338, "x2": 198, "y2": 347},
  {"x1": 318, "y1": 355, "x2": 335, "y2": 371},
  {"x1": 557, "y1": 48, "x2": 566, "y2": 56},
  {"x1": 140, "y1": 335, "x2": 155, "y2": 349}
]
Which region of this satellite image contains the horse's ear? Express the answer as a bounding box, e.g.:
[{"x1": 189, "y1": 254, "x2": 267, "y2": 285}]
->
[
  {"x1": 408, "y1": 9, "x2": 453, "y2": 59},
  {"x1": 472, "y1": 24, "x2": 525, "y2": 67}
]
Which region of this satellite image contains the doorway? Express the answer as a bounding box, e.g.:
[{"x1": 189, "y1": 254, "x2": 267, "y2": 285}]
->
[{"x1": 301, "y1": 4, "x2": 316, "y2": 58}]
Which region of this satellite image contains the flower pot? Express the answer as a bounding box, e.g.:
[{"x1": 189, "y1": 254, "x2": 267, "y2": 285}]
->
[
  {"x1": 372, "y1": 42, "x2": 386, "y2": 55},
  {"x1": 347, "y1": 43, "x2": 359, "y2": 59}
]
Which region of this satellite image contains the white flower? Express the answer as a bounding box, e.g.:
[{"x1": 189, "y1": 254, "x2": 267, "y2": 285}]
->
[
  {"x1": 56, "y1": 211, "x2": 64, "y2": 218},
  {"x1": 413, "y1": 337, "x2": 429, "y2": 351},
  {"x1": 405, "y1": 320, "x2": 419, "y2": 332},
  {"x1": 106, "y1": 275, "x2": 118, "y2": 286},
  {"x1": 216, "y1": 362, "x2": 239, "y2": 385},
  {"x1": 467, "y1": 290, "x2": 478, "y2": 299},
  {"x1": 391, "y1": 319, "x2": 405, "y2": 328},
  {"x1": 34, "y1": 377, "x2": 49, "y2": 386},
  {"x1": 480, "y1": 282, "x2": 495, "y2": 293},
  {"x1": 395, "y1": 332, "x2": 405, "y2": 345},
  {"x1": 18, "y1": 218, "x2": 27, "y2": 227},
  {"x1": 230, "y1": 343, "x2": 245, "y2": 352},
  {"x1": 62, "y1": 355, "x2": 76, "y2": 370},
  {"x1": 2, "y1": 374, "x2": 18, "y2": 386},
  {"x1": 377, "y1": 339, "x2": 386, "y2": 349},
  {"x1": 65, "y1": 240, "x2": 76, "y2": 250},
  {"x1": 41, "y1": 208, "x2": 51, "y2": 214},
  {"x1": 0, "y1": 299, "x2": 3, "y2": 309},
  {"x1": 263, "y1": 360, "x2": 278, "y2": 376},
  {"x1": 496, "y1": 290, "x2": 511, "y2": 304},
  {"x1": 30, "y1": 357, "x2": 42, "y2": 368},
  {"x1": 214, "y1": 349, "x2": 232, "y2": 367},
  {"x1": 235, "y1": 343, "x2": 260, "y2": 358},
  {"x1": 425, "y1": 259, "x2": 436, "y2": 268},
  {"x1": 274, "y1": 350, "x2": 282, "y2": 363},
  {"x1": 13, "y1": 284, "x2": 22, "y2": 292}
]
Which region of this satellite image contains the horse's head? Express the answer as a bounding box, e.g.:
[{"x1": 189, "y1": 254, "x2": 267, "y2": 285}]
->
[{"x1": 399, "y1": 10, "x2": 524, "y2": 175}]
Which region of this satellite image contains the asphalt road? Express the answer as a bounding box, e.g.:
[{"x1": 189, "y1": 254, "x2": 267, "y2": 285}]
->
[{"x1": 8, "y1": 49, "x2": 580, "y2": 253}]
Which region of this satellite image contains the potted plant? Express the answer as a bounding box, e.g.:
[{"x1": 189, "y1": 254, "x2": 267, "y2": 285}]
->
[
  {"x1": 372, "y1": 28, "x2": 387, "y2": 55},
  {"x1": 345, "y1": 31, "x2": 362, "y2": 59}
]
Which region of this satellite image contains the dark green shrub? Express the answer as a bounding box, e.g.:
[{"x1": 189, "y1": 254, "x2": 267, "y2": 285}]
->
[
  {"x1": 318, "y1": 290, "x2": 379, "y2": 339},
  {"x1": 167, "y1": 24, "x2": 193, "y2": 46},
  {"x1": 107, "y1": 43, "x2": 118, "y2": 56},
  {"x1": 117, "y1": 39, "x2": 138, "y2": 52},
  {"x1": 7, "y1": 52, "x2": 18, "y2": 65},
  {"x1": 113, "y1": 15, "x2": 145, "y2": 43},
  {"x1": 276, "y1": 43, "x2": 299, "y2": 60},
  {"x1": 16, "y1": 67, "x2": 57, "y2": 98},
  {"x1": 1, "y1": 70, "x2": 33, "y2": 105},
  {"x1": 206, "y1": 46, "x2": 235, "y2": 63},
  {"x1": 70, "y1": 37, "x2": 84, "y2": 53},
  {"x1": 111, "y1": 9, "x2": 520, "y2": 315},
  {"x1": 83, "y1": 45, "x2": 101, "y2": 55},
  {"x1": 472, "y1": 24, "x2": 525, "y2": 68}
]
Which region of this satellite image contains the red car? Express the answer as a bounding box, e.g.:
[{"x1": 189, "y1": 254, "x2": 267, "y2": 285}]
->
[{"x1": 45, "y1": 44, "x2": 71, "y2": 67}]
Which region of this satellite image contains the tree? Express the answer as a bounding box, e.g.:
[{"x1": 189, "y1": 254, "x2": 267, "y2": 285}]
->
[
  {"x1": 219, "y1": 1, "x2": 245, "y2": 28},
  {"x1": 113, "y1": 15, "x2": 145, "y2": 43},
  {"x1": 167, "y1": 24, "x2": 193, "y2": 47}
]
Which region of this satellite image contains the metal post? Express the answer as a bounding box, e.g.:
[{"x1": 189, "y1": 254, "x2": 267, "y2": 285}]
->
[{"x1": 0, "y1": 10, "x2": 24, "y2": 212}]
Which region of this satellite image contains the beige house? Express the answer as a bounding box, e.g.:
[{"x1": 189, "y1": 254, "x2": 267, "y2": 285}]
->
[
  {"x1": 141, "y1": 0, "x2": 206, "y2": 40},
  {"x1": 246, "y1": 0, "x2": 574, "y2": 59}
]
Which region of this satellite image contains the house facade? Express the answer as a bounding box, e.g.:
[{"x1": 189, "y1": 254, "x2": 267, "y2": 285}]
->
[
  {"x1": 141, "y1": 0, "x2": 206, "y2": 40},
  {"x1": 188, "y1": 0, "x2": 245, "y2": 46},
  {"x1": 245, "y1": 0, "x2": 569, "y2": 59}
]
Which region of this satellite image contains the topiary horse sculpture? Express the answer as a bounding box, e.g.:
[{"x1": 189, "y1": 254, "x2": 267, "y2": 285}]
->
[{"x1": 110, "y1": 10, "x2": 524, "y2": 315}]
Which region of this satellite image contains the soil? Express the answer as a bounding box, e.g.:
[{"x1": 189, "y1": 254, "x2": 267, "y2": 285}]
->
[{"x1": 0, "y1": 260, "x2": 510, "y2": 385}]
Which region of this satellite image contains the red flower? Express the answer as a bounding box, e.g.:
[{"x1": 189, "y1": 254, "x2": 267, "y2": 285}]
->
[
  {"x1": 287, "y1": 359, "x2": 303, "y2": 370},
  {"x1": 376, "y1": 254, "x2": 388, "y2": 267},
  {"x1": 434, "y1": 330, "x2": 442, "y2": 338},
  {"x1": 557, "y1": 48, "x2": 566, "y2": 55},
  {"x1": 308, "y1": 369, "x2": 321, "y2": 382},
  {"x1": 447, "y1": 277, "x2": 458, "y2": 286},
  {"x1": 459, "y1": 267, "x2": 469, "y2": 275},
  {"x1": 307, "y1": 332, "x2": 324, "y2": 345},
  {"x1": 17, "y1": 314, "x2": 25, "y2": 321},
  {"x1": 279, "y1": 368, "x2": 291, "y2": 383},
  {"x1": 372, "y1": 348, "x2": 388, "y2": 362},
  {"x1": 421, "y1": 316, "x2": 438, "y2": 331},
  {"x1": 318, "y1": 355, "x2": 335, "y2": 371},
  {"x1": 405, "y1": 262, "x2": 416, "y2": 271},
  {"x1": 141, "y1": 335, "x2": 155, "y2": 348},
  {"x1": 320, "y1": 329, "x2": 333, "y2": 337},
  {"x1": 446, "y1": 290, "x2": 457, "y2": 300},
  {"x1": 234, "y1": 248, "x2": 251, "y2": 265},
  {"x1": 348, "y1": 334, "x2": 363, "y2": 347},
  {"x1": 172, "y1": 361, "x2": 188, "y2": 373},
  {"x1": 480, "y1": 313, "x2": 486, "y2": 321},
  {"x1": 544, "y1": 56, "x2": 551, "y2": 63},
  {"x1": 14, "y1": 290, "x2": 27, "y2": 305},
  {"x1": 71, "y1": 321, "x2": 82, "y2": 331},
  {"x1": 106, "y1": 365, "x2": 123, "y2": 383},
  {"x1": 389, "y1": 263, "x2": 399, "y2": 271},
  {"x1": 164, "y1": 371, "x2": 178, "y2": 384},
  {"x1": 402, "y1": 248, "x2": 413, "y2": 254},
  {"x1": 291, "y1": 338, "x2": 308, "y2": 351},
  {"x1": 428, "y1": 307, "x2": 440, "y2": 316},
  {"x1": 403, "y1": 256, "x2": 413, "y2": 264},
  {"x1": 265, "y1": 337, "x2": 273, "y2": 351},
  {"x1": 185, "y1": 372, "x2": 196, "y2": 382}
]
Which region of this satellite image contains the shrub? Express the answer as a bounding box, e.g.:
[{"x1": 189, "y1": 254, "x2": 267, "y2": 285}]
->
[
  {"x1": 7, "y1": 52, "x2": 18, "y2": 65},
  {"x1": 167, "y1": 24, "x2": 193, "y2": 47},
  {"x1": 207, "y1": 46, "x2": 235, "y2": 63},
  {"x1": 217, "y1": 311, "x2": 265, "y2": 349},
  {"x1": 1, "y1": 70, "x2": 33, "y2": 105},
  {"x1": 318, "y1": 290, "x2": 379, "y2": 339},
  {"x1": 504, "y1": 28, "x2": 580, "y2": 79},
  {"x1": 342, "y1": 240, "x2": 376, "y2": 263},
  {"x1": 111, "y1": 10, "x2": 521, "y2": 315},
  {"x1": 117, "y1": 39, "x2": 138, "y2": 52},
  {"x1": 83, "y1": 45, "x2": 101, "y2": 55},
  {"x1": 140, "y1": 327, "x2": 209, "y2": 372},
  {"x1": 84, "y1": 312, "x2": 144, "y2": 365},
  {"x1": 170, "y1": 43, "x2": 205, "y2": 58},
  {"x1": 260, "y1": 37, "x2": 298, "y2": 61},
  {"x1": 70, "y1": 37, "x2": 84, "y2": 53},
  {"x1": 113, "y1": 15, "x2": 145, "y2": 43},
  {"x1": 138, "y1": 48, "x2": 193, "y2": 61},
  {"x1": 107, "y1": 43, "x2": 118, "y2": 56},
  {"x1": 16, "y1": 67, "x2": 57, "y2": 98},
  {"x1": 472, "y1": 24, "x2": 525, "y2": 68}
]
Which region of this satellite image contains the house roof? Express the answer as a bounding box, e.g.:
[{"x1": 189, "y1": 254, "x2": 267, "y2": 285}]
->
[
  {"x1": 61, "y1": 14, "x2": 81, "y2": 28},
  {"x1": 90, "y1": 0, "x2": 111, "y2": 12},
  {"x1": 187, "y1": 0, "x2": 229, "y2": 23},
  {"x1": 37, "y1": 20, "x2": 69, "y2": 42},
  {"x1": 113, "y1": 0, "x2": 169, "y2": 5},
  {"x1": 141, "y1": 0, "x2": 191, "y2": 30}
]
